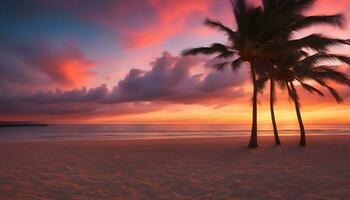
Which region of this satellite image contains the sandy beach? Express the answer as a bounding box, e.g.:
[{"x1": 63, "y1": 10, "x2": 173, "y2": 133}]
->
[{"x1": 1, "y1": 135, "x2": 350, "y2": 199}]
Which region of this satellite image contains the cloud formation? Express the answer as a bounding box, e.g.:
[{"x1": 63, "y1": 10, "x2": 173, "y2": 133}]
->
[
  {"x1": 109, "y1": 52, "x2": 247, "y2": 103},
  {"x1": 5, "y1": 50, "x2": 347, "y2": 118},
  {"x1": 0, "y1": 52, "x2": 248, "y2": 116}
]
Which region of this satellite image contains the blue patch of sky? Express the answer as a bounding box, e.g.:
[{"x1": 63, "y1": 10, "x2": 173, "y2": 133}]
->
[
  {"x1": 1, "y1": 14, "x2": 117, "y2": 49},
  {"x1": 0, "y1": 12, "x2": 124, "y2": 76}
]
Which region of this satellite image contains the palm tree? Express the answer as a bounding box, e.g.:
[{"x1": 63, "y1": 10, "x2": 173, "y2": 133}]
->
[
  {"x1": 181, "y1": 0, "x2": 349, "y2": 147},
  {"x1": 182, "y1": 1, "x2": 265, "y2": 148},
  {"x1": 259, "y1": 51, "x2": 350, "y2": 146},
  {"x1": 257, "y1": 0, "x2": 348, "y2": 145}
]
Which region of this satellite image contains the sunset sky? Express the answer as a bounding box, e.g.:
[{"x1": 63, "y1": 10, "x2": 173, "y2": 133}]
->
[{"x1": 1, "y1": 0, "x2": 350, "y2": 125}]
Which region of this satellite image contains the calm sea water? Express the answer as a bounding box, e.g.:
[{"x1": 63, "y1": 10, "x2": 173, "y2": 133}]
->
[{"x1": 0, "y1": 124, "x2": 349, "y2": 143}]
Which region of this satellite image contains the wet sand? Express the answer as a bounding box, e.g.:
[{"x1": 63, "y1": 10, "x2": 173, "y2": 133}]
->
[{"x1": 0, "y1": 135, "x2": 350, "y2": 199}]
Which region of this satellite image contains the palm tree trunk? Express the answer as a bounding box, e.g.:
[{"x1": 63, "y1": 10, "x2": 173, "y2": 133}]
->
[
  {"x1": 270, "y1": 78, "x2": 281, "y2": 145},
  {"x1": 249, "y1": 66, "x2": 258, "y2": 148},
  {"x1": 290, "y1": 82, "x2": 306, "y2": 146}
]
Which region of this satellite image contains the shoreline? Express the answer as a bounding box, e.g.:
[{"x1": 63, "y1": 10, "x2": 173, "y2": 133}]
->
[{"x1": 2, "y1": 133, "x2": 350, "y2": 145}]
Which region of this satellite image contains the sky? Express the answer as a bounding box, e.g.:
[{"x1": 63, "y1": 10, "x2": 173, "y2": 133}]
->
[{"x1": 0, "y1": 0, "x2": 350, "y2": 125}]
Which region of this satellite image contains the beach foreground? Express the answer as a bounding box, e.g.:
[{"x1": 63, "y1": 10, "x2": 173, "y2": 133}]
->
[{"x1": 1, "y1": 136, "x2": 350, "y2": 199}]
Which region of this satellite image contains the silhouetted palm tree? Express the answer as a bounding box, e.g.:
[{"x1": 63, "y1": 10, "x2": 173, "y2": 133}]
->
[
  {"x1": 182, "y1": 0, "x2": 349, "y2": 147},
  {"x1": 259, "y1": 51, "x2": 350, "y2": 146},
  {"x1": 182, "y1": 1, "x2": 265, "y2": 148},
  {"x1": 258, "y1": 0, "x2": 348, "y2": 145}
]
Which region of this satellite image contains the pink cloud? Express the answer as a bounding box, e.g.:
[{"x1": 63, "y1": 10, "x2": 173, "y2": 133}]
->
[
  {"x1": 30, "y1": 42, "x2": 94, "y2": 88},
  {"x1": 122, "y1": 0, "x2": 213, "y2": 48},
  {"x1": 0, "y1": 39, "x2": 94, "y2": 91}
]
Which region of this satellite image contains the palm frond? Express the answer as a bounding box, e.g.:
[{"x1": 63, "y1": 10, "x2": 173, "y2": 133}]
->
[
  {"x1": 278, "y1": 80, "x2": 288, "y2": 91},
  {"x1": 312, "y1": 66, "x2": 350, "y2": 86},
  {"x1": 284, "y1": 50, "x2": 309, "y2": 67},
  {"x1": 214, "y1": 50, "x2": 238, "y2": 59},
  {"x1": 214, "y1": 61, "x2": 229, "y2": 71},
  {"x1": 287, "y1": 0, "x2": 315, "y2": 14},
  {"x1": 298, "y1": 52, "x2": 350, "y2": 68},
  {"x1": 279, "y1": 34, "x2": 349, "y2": 52},
  {"x1": 312, "y1": 77, "x2": 344, "y2": 103},
  {"x1": 231, "y1": 58, "x2": 244, "y2": 72},
  {"x1": 326, "y1": 85, "x2": 343, "y2": 103},
  {"x1": 297, "y1": 80, "x2": 324, "y2": 96},
  {"x1": 181, "y1": 43, "x2": 232, "y2": 56},
  {"x1": 290, "y1": 14, "x2": 344, "y2": 31},
  {"x1": 205, "y1": 18, "x2": 237, "y2": 41}
]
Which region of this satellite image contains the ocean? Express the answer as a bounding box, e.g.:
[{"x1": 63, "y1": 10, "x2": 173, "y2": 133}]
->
[{"x1": 0, "y1": 124, "x2": 350, "y2": 143}]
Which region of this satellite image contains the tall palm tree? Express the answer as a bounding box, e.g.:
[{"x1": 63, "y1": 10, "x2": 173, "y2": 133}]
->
[
  {"x1": 259, "y1": 51, "x2": 350, "y2": 146},
  {"x1": 182, "y1": 0, "x2": 349, "y2": 148},
  {"x1": 182, "y1": 1, "x2": 265, "y2": 148}
]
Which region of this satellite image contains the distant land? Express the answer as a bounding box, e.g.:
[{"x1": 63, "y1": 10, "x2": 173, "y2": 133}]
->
[{"x1": 0, "y1": 121, "x2": 48, "y2": 127}]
